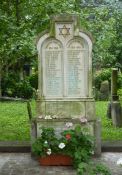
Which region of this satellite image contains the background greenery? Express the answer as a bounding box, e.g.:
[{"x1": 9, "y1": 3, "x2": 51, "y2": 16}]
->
[
  {"x1": 0, "y1": 0, "x2": 122, "y2": 98},
  {"x1": 0, "y1": 0, "x2": 122, "y2": 143}
]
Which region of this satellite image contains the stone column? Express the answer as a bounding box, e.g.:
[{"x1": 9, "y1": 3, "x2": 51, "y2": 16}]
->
[
  {"x1": 111, "y1": 68, "x2": 119, "y2": 101},
  {"x1": 31, "y1": 121, "x2": 37, "y2": 158},
  {"x1": 111, "y1": 68, "x2": 122, "y2": 127},
  {"x1": 111, "y1": 102, "x2": 122, "y2": 127},
  {"x1": 94, "y1": 119, "x2": 101, "y2": 157}
]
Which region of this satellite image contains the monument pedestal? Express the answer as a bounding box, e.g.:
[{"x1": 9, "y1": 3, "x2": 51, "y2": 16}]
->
[
  {"x1": 36, "y1": 98, "x2": 96, "y2": 120},
  {"x1": 31, "y1": 117, "x2": 101, "y2": 157}
]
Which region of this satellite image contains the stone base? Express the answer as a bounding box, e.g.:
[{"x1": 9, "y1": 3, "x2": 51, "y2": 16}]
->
[
  {"x1": 36, "y1": 98, "x2": 96, "y2": 120},
  {"x1": 31, "y1": 118, "x2": 101, "y2": 157},
  {"x1": 111, "y1": 101, "x2": 122, "y2": 127}
]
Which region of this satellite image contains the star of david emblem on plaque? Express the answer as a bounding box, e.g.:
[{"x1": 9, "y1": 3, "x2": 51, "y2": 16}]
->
[{"x1": 59, "y1": 25, "x2": 70, "y2": 37}]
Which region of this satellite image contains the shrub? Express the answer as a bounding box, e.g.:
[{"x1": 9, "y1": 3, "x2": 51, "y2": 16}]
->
[
  {"x1": 94, "y1": 69, "x2": 111, "y2": 90},
  {"x1": 32, "y1": 123, "x2": 111, "y2": 175},
  {"x1": 1, "y1": 72, "x2": 35, "y2": 99},
  {"x1": 29, "y1": 72, "x2": 38, "y2": 89},
  {"x1": 1, "y1": 72, "x2": 19, "y2": 97},
  {"x1": 118, "y1": 73, "x2": 122, "y2": 89},
  {"x1": 94, "y1": 69, "x2": 122, "y2": 100},
  {"x1": 16, "y1": 79, "x2": 34, "y2": 99},
  {"x1": 118, "y1": 89, "x2": 122, "y2": 101}
]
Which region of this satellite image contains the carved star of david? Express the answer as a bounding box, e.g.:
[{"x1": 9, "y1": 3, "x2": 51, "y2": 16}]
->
[{"x1": 59, "y1": 25, "x2": 70, "y2": 37}]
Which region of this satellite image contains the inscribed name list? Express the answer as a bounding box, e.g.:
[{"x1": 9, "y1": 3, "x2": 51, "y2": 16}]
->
[
  {"x1": 67, "y1": 41, "x2": 84, "y2": 97},
  {"x1": 45, "y1": 43, "x2": 63, "y2": 97}
]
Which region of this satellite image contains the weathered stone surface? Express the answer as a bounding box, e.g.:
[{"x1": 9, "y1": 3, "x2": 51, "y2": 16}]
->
[
  {"x1": 111, "y1": 68, "x2": 119, "y2": 101},
  {"x1": 0, "y1": 153, "x2": 122, "y2": 175},
  {"x1": 36, "y1": 99, "x2": 96, "y2": 120},
  {"x1": 0, "y1": 153, "x2": 76, "y2": 175},
  {"x1": 37, "y1": 14, "x2": 93, "y2": 100},
  {"x1": 33, "y1": 14, "x2": 101, "y2": 156},
  {"x1": 111, "y1": 101, "x2": 122, "y2": 127},
  {"x1": 36, "y1": 118, "x2": 95, "y2": 138}
]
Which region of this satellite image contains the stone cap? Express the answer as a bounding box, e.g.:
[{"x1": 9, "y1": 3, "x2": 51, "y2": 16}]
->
[
  {"x1": 50, "y1": 14, "x2": 79, "y2": 23},
  {"x1": 32, "y1": 117, "x2": 96, "y2": 123}
]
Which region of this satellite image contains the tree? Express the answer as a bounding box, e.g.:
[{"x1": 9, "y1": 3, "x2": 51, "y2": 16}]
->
[{"x1": 0, "y1": 0, "x2": 121, "y2": 96}]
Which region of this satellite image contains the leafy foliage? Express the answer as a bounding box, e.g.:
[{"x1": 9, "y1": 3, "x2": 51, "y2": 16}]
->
[
  {"x1": 2, "y1": 75, "x2": 34, "y2": 99},
  {"x1": 15, "y1": 78, "x2": 34, "y2": 99},
  {"x1": 0, "y1": 0, "x2": 122, "y2": 97},
  {"x1": 96, "y1": 101, "x2": 122, "y2": 140},
  {"x1": 29, "y1": 72, "x2": 38, "y2": 89},
  {"x1": 94, "y1": 68, "x2": 111, "y2": 90},
  {"x1": 32, "y1": 125, "x2": 94, "y2": 159},
  {"x1": 32, "y1": 125, "x2": 111, "y2": 174}
]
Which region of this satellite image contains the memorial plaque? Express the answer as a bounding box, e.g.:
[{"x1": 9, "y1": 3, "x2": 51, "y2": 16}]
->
[
  {"x1": 43, "y1": 41, "x2": 63, "y2": 97},
  {"x1": 66, "y1": 40, "x2": 85, "y2": 97}
]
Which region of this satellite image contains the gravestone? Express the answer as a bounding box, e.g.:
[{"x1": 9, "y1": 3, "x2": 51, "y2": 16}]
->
[
  {"x1": 31, "y1": 15, "x2": 101, "y2": 156},
  {"x1": 107, "y1": 68, "x2": 122, "y2": 127}
]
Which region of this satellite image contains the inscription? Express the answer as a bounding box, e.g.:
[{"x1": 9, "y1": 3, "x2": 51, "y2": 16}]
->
[
  {"x1": 67, "y1": 41, "x2": 84, "y2": 96},
  {"x1": 44, "y1": 42, "x2": 63, "y2": 97}
]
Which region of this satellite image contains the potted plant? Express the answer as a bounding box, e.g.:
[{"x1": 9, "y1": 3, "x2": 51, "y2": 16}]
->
[
  {"x1": 32, "y1": 121, "x2": 112, "y2": 175},
  {"x1": 32, "y1": 122, "x2": 94, "y2": 165}
]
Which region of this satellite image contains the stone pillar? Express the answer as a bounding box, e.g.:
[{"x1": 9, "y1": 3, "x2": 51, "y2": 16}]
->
[
  {"x1": 111, "y1": 68, "x2": 122, "y2": 127},
  {"x1": 111, "y1": 68, "x2": 119, "y2": 101},
  {"x1": 94, "y1": 119, "x2": 101, "y2": 157},
  {"x1": 111, "y1": 101, "x2": 122, "y2": 127},
  {"x1": 31, "y1": 121, "x2": 37, "y2": 158}
]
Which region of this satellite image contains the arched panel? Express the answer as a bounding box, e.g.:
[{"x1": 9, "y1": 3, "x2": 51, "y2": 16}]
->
[
  {"x1": 42, "y1": 39, "x2": 63, "y2": 97},
  {"x1": 65, "y1": 38, "x2": 88, "y2": 97}
]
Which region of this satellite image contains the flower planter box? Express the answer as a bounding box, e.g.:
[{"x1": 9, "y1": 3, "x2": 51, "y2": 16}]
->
[{"x1": 38, "y1": 154, "x2": 73, "y2": 166}]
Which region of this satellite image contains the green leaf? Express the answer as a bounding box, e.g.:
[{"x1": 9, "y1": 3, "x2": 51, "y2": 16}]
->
[{"x1": 75, "y1": 124, "x2": 81, "y2": 133}]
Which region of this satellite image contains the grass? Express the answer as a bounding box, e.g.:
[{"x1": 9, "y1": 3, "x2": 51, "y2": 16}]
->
[
  {"x1": 0, "y1": 101, "x2": 30, "y2": 141},
  {"x1": 0, "y1": 100, "x2": 122, "y2": 141},
  {"x1": 96, "y1": 101, "x2": 122, "y2": 140}
]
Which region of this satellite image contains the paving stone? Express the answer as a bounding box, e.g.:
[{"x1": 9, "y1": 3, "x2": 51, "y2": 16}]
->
[{"x1": 0, "y1": 153, "x2": 122, "y2": 175}]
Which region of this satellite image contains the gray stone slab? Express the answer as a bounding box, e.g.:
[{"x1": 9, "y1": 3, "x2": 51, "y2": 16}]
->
[
  {"x1": 0, "y1": 153, "x2": 76, "y2": 175},
  {"x1": 94, "y1": 152, "x2": 122, "y2": 175},
  {"x1": 0, "y1": 153, "x2": 122, "y2": 175},
  {"x1": 1, "y1": 140, "x2": 122, "y2": 153}
]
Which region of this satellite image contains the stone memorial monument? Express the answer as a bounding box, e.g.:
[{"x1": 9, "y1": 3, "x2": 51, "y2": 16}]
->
[{"x1": 31, "y1": 15, "x2": 101, "y2": 156}]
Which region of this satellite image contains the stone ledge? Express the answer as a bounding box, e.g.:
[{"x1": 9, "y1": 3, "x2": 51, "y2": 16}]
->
[
  {"x1": 0, "y1": 141, "x2": 122, "y2": 153},
  {"x1": 0, "y1": 141, "x2": 30, "y2": 152},
  {"x1": 102, "y1": 141, "x2": 122, "y2": 152},
  {"x1": 0, "y1": 97, "x2": 27, "y2": 102}
]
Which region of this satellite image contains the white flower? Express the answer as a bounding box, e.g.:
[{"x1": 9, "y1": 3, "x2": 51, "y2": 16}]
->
[
  {"x1": 80, "y1": 117, "x2": 88, "y2": 123},
  {"x1": 52, "y1": 115, "x2": 58, "y2": 119},
  {"x1": 117, "y1": 158, "x2": 122, "y2": 166},
  {"x1": 44, "y1": 141, "x2": 48, "y2": 144},
  {"x1": 65, "y1": 122, "x2": 73, "y2": 128},
  {"x1": 38, "y1": 115, "x2": 43, "y2": 119},
  {"x1": 45, "y1": 115, "x2": 52, "y2": 119},
  {"x1": 47, "y1": 148, "x2": 51, "y2": 155},
  {"x1": 58, "y1": 143, "x2": 65, "y2": 149}
]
